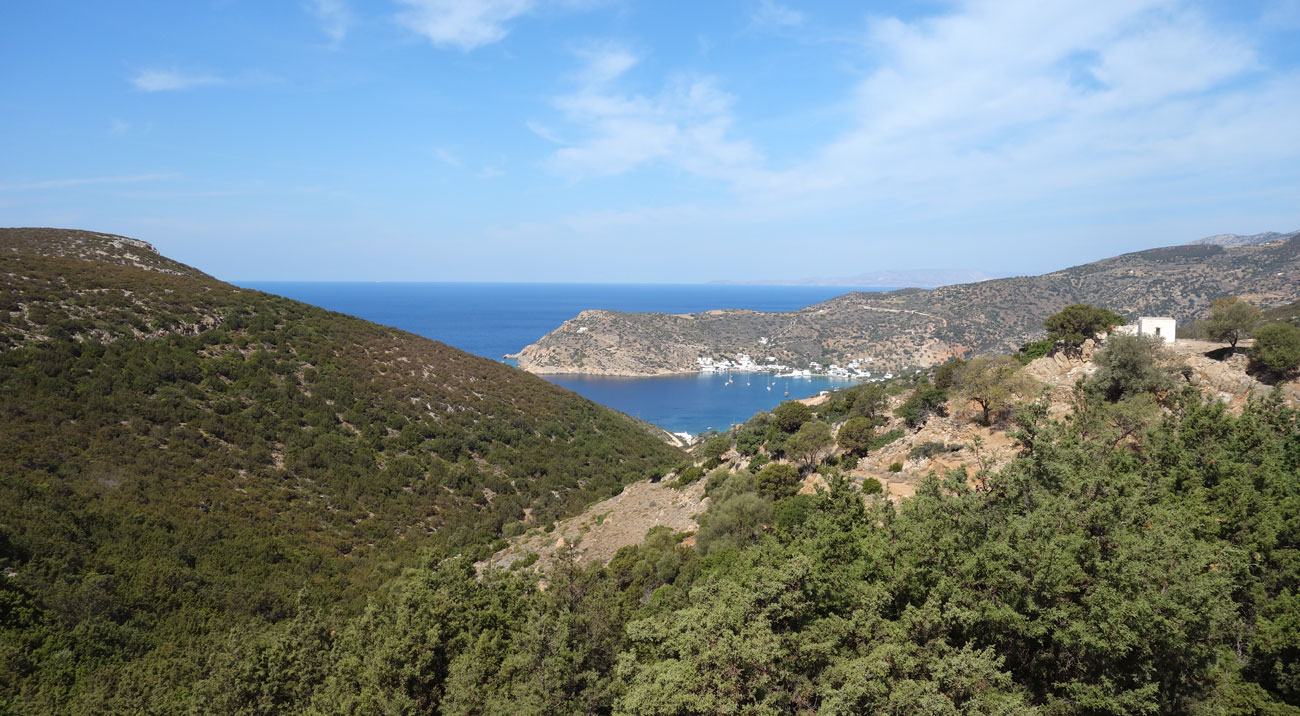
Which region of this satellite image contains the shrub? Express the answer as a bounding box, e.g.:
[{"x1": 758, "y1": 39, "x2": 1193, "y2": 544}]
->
[
  {"x1": 1252, "y1": 322, "x2": 1300, "y2": 375},
  {"x1": 746, "y1": 454, "x2": 769, "y2": 473},
  {"x1": 1018, "y1": 338, "x2": 1055, "y2": 364},
  {"x1": 888, "y1": 462, "x2": 903, "y2": 473},
  {"x1": 676, "y1": 465, "x2": 704, "y2": 484},
  {"x1": 755, "y1": 463, "x2": 802, "y2": 500},
  {"x1": 895, "y1": 380, "x2": 948, "y2": 428},
  {"x1": 1088, "y1": 333, "x2": 1182, "y2": 402},
  {"x1": 861, "y1": 477, "x2": 883, "y2": 495},
  {"x1": 909, "y1": 442, "x2": 959, "y2": 460}
]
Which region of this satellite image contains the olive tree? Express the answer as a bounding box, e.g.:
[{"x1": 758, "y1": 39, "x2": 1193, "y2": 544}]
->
[
  {"x1": 1204, "y1": 296, "x2": 1261, "y2": 349},
  {"x1": 785, "y1": 420, "x2": 833, "y2": 470},
  {"x1": 953, "y1": 355, "x2": 1033, "y2": 425}
]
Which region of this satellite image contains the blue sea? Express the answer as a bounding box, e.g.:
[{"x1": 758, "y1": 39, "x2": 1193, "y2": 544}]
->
[{"x1": 240, "y1": 282, "x2": 886, "y2": 435}]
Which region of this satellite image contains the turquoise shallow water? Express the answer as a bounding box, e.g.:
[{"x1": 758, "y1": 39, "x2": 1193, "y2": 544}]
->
[{"x1": 240, "y1": 281, "x2": 886, "y2": 435}]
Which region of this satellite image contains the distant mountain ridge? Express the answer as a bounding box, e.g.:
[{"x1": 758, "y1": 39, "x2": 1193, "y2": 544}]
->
[
  {"x1": 517, "y1": 232, "x2": 1300, "y2": 377},
  {"x1": 712, "y1": 268, "x2": 996, "y2": 289},
  {"x1": 1190, "y1": 229, "x2": 1300, "y2": 247}
]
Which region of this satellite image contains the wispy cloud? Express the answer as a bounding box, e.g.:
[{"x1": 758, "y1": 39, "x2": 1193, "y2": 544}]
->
[
  {"x1": 130, "y1": 69, "x2": 226, "y2": 92},
  {"x1": 749, "y1": 0, "x2": 803, "y2": 29},
  {"x1": 728, "y1": 0, "x2": 1295, "y2": 216},
  {"x1": 0, "y1": 173, "x2": 175, "y2": 192},
  {"x1": 542, "y1": 45, "x2": 761, "y2": 178},
  {"x1": 306, "y1": 0, "x2": 352, "y2": 45},
  {"x1": 396, "y1": 0, "x2": 536, "y2": 50}
]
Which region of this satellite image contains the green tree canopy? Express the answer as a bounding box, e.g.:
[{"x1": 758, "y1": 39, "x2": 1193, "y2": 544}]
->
[
  {"x1": 1044, "y1": 304, "x2": 1125, "y2": 348},
  {"x1": 772, "y1": 400, "x2": 813, "y2": 433},
  {"x1": 785, "y1": 420, "x2": 833, "y2": 469},
  {"x1": 954, "y1": 355, "x2": 1034, "y2": 424},
  {"x1": 1204, "y1": 296, "x2": 1261, "y2": 349},
  {"x1": 1251, "y1": 321, "x2": 1300, "y2": 374},
  {"x1": 754, "y1": 462, "x2": 801, "y2": 500},
  {"x1": 1087, "y1": 333, "x2": 1182, "y2": 401},
  {"x1": 836, "y1": 416, "x2": 875, "y2": 458}
]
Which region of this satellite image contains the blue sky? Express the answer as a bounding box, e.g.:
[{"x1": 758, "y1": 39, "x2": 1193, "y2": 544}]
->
[{"x1": 2, "y1": 0, "x2": 1299, "y2": 282}]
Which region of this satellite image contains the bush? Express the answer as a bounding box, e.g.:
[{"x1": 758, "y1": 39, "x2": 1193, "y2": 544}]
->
[
  {"x1": 909, "y1": 442, "x2": 959, "y2": 460},
  {"x1": 1018, "y1": 338, "x2": 1055, "y2": 364},
  {"x1": 755, "y1": 463, "x2": 802, "y2": 500},
  {"x1": 704, "y1": 467, "x2": 733, "y2": 496},
  {"x1": 888, "y1": 462, "x2": 903, "y2": 473},
  {"x1": 746, "y1": 454, "x2": 769, "y2": 473},
  {"x1": 1252, "y1": 322, "x2": 1300, "y2": 375},
  {"x1": 676, "y1": 465, "x2": 704, "y2": 485},
  {"x1": 698, "y1": 435, "x2": 732, "y2": 462},
  {"x1": 895, "y1": 380, "x2": 948, "y2": 428},
  {"x1": 861, "y1": 477, "x2": 883, "y2": 495},
  {"x1": 1088, "y1": 333, "x2": 1182, "y2": 402}
]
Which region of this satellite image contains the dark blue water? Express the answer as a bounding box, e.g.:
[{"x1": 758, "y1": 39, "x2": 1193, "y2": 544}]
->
[{"x1": 240, "y1": 282, "x2": 885, "y2": 434}]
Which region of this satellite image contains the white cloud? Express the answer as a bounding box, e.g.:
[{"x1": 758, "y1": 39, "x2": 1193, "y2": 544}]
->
[
  {"x1": 396, "y1": 0, "x2": 536, "y2": 50},
  {"x1": 131, "y1": 69, "x2": 226, "y2": 92},
  {"x1": 543, "y1": 46, "x2": 761, "y2": 178},
  {"x1": 731, "y1": 0, "x2": 1294, "y2": 216},
  {"x1": 307, "y1": 0, "x2": 352, "y2": 44},
  {"x1": 750, "y1": 0, "x2": 803, "y2": 29}
]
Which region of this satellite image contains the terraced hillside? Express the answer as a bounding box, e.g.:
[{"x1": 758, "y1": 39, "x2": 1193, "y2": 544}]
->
[
  {"x1": 0, "y1": 228, "x2": 683, "y2": 712},
  {"x1": 516, "y1": 235, "x2": 1300, "y2": 376}
]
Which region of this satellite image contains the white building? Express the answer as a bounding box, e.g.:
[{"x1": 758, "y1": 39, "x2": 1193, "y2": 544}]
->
[{"x1": 1114, "y1": 316, "x2": 1176, "y2": 344}]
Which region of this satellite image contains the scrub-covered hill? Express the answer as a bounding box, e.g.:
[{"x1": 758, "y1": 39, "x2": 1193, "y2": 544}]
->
[
  {"x1": 0, "y1": 228, "x2": 683, "y2": 713},
  {"x1": 516, "y1": 233, "x2": 1300, "y2": 376}
]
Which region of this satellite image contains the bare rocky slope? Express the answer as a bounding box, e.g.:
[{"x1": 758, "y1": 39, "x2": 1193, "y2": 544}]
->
[{"x1": 515, "y1": 234, "x2": 1300, "y2": 376}]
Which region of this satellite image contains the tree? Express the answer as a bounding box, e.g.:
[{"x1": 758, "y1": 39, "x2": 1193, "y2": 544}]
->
[
  {"x1": 953, "y1": 355, "x2": 1033, "y2": 424},
  {"x1": 785, "y1": 420, "x2": 833, "y2": 469},
  {"x1": 1087, "y1": 333, "x2": 1182, "y2": 402},
  {"x1": 754, "y1": 462, "x2": 801, "y2": 500},
  {"x1": 1204, "y1": 296, "x2": 1261, "y2": 349},
  {"x1": 1044, "y1": 304, "x2": 1125, "y2": 348},
  {"x1": 836, "y1": 416, "x2": 875, "y2": 457},
  {"x1": 772, "y1": 400, "x2": 813, "y2": 433},
  {"x1": 848, "y1": 383, "x2": 887, "y2": 420},
  {"x1": 1252, "y1": 322, "x2": 1300, "y2": 374}
]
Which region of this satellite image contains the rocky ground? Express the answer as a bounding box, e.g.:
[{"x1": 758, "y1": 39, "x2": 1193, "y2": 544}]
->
[{"x1": 476, "y1": 479, "x2": 709, "y2": 576}]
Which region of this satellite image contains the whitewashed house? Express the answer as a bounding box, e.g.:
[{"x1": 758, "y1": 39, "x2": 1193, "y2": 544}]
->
[{"x1": 1113, "y1": 316, "x2": 1176, "y2": 344}]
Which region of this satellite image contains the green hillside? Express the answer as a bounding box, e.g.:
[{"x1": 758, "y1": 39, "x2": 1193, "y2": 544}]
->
[{"x1": 0, "y1": 228, "x2": 683, "y2": 712}]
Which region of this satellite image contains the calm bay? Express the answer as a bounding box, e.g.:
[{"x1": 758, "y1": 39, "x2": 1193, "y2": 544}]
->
[{"x1": 240, "y1": 282, "x2": 886, "y2": 435}]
